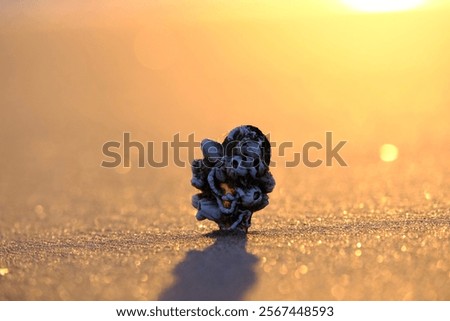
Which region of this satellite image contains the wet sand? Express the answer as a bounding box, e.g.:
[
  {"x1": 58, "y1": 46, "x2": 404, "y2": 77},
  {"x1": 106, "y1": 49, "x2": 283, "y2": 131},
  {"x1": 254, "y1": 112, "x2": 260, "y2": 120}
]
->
[{"x1": 1, "y1": 157, "x2": 449, "y2": 300}]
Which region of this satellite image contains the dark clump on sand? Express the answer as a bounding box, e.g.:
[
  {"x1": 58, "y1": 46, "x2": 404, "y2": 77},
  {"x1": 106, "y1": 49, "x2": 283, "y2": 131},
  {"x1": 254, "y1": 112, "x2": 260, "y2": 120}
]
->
[{"x1": 191, "y1": 125, "x2": 275, "y2": 232}]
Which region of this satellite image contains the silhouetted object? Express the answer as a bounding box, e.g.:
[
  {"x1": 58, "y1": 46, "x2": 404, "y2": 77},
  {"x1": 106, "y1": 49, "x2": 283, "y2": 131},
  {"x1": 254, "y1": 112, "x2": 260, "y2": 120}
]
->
[
  {"x1": 191, "y1": 125, "x2": 275, "y2": 232},
  {"x1": 159, "y1": 232, "x2": 257, "y2": 300}
]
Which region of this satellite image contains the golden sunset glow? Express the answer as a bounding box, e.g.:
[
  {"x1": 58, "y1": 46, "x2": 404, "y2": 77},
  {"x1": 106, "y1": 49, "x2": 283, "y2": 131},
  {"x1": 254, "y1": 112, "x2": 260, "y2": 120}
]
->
[
  {"x1": 1, "y1": 0, "x2": 450, "y2": 303},
  {"x1": 380, "y1": 144, "x2": 399, "y2": 162},
  {"x1": 342, "y1": 0, "x2": 425, "y2": 12},
  {"x1": 134, "y1": 27, "x2": 177, "y2": 70}
]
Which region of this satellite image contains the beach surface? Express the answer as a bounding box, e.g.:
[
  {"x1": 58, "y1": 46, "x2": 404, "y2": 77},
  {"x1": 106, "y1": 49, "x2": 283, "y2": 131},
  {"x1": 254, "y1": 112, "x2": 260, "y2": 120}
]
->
[
  {"x1": 1, "y1": 2, "x2": 449, "y2": 301},
  {"x1": 1, "y1": 157, "x2": 449, "y2": 300}
]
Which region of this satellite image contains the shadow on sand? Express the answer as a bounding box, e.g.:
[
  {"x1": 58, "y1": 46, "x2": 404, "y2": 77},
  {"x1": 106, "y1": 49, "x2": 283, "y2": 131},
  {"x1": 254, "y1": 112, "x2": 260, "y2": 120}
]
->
[{"x1": 158, "y1": 231, "x2": 258, "y2": 300}]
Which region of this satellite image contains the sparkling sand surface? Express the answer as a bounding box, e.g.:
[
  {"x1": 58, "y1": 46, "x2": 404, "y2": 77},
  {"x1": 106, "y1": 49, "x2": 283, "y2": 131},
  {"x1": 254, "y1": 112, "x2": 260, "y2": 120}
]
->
[{"x1": 1, "y1": 157, "x2": 449, "y2": 300}]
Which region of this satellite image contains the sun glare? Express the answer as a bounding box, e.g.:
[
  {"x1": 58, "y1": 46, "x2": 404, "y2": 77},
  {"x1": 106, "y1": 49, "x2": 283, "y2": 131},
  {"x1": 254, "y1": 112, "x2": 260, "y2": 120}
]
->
[
  {"x1": 380, "y1": 144, "x2": 399, "y2": 162},
  {"x1": 342, "y1": 0, "x2": 425, "y2": 12}
]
